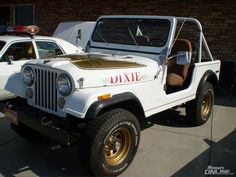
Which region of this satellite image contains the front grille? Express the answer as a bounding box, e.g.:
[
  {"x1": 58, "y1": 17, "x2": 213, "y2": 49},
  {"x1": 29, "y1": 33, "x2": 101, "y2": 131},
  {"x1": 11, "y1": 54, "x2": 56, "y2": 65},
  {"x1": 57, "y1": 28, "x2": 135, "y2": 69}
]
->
[{"x1": 34, "y1": 68, "x2": 58, "y2": 112}]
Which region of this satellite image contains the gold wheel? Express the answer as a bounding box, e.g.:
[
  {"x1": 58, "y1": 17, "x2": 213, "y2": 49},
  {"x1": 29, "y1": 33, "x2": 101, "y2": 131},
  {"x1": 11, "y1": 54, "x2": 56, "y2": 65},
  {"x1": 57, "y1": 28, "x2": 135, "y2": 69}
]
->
[
  {"x1": 201, "y1": 89, "x2": 213, "y2": 118},
  {"x1": 104, "y1": 127, "x2": 132, "y2": 166}
]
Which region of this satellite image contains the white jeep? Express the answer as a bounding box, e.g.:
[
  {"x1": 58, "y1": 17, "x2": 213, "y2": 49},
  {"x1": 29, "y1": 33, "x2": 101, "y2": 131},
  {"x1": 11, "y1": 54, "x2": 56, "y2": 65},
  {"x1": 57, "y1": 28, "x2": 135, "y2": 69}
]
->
[{"x1": 1, "y1": 15, "x2": 221, "y2": 177}]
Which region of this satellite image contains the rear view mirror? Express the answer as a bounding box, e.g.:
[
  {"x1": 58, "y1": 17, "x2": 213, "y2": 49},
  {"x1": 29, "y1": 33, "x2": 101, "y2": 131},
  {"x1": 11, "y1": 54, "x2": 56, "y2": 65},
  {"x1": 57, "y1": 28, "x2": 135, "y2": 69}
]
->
[{"x1": 176, "y1": 51, "x2": 191, "y2": 65}]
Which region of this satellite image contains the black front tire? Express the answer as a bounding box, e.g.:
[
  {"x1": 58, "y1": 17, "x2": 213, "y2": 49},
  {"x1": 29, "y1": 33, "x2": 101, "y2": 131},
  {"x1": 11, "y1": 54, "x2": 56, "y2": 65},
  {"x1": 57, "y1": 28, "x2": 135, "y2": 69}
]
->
[
  {"x1": 80, "y1": 108, "x2": 140, "y2": 177},
  {"x1": 186, "y1": 82, "x2": 214, "y2": 126}
]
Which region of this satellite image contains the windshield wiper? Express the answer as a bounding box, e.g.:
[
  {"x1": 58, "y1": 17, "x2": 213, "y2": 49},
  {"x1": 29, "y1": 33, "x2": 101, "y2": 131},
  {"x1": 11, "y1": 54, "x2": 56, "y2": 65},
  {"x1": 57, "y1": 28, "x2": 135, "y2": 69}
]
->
[
  {"x1": 125, "y1": 20, "x2": 139, "y2": 47},
  {"x1": 96, "y1": 28, "x2": 109, "y2": 45},
  {"x1": 127, "y1": 27, "x2": 139, "y2": 47}
]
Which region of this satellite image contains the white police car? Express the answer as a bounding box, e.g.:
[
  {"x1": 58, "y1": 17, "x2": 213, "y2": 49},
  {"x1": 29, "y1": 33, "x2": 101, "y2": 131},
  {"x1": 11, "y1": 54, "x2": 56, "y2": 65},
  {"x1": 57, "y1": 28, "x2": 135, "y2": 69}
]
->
[{"x1": 0, "y1": 25, "x2": 82, "y2": 100}]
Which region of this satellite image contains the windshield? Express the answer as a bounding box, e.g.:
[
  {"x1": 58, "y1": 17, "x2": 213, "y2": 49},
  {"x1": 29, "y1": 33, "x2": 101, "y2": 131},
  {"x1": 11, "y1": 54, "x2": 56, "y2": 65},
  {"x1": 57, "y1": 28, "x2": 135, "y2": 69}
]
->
[
  {"x1": 0, "y1": 41, "x2": 6, "y2": 51},
  {"x1": 92, "y1": 18, "x2": 170, "y2": 47}
]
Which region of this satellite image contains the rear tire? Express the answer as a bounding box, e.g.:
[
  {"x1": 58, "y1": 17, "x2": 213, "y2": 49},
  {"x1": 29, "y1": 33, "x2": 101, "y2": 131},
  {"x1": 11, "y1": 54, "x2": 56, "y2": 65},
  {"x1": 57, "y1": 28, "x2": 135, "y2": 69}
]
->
[
  {"x1": 186, "y1": 82, "x2": 214, "y2": 125},
  {"x1": 80, "y1": 108, "x2": 140, "y2": 177}
]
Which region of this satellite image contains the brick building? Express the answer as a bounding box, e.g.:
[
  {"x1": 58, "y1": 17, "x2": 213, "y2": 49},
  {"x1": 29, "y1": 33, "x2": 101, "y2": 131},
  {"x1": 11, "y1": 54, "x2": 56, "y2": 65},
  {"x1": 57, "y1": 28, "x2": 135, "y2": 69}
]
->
[{"x1": 0, "y1": 0, "x2": 235, "y2": 61}]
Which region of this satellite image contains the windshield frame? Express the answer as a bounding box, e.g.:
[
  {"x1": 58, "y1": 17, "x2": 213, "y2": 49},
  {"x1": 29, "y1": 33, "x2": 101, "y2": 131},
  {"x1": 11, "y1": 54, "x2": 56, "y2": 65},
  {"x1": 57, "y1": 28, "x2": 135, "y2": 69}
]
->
[
  {"x1": 89, "y1": 16, "x2": 176, "y2": 56},
  {"x1": 92, "y1": 18, "x2": 171, "y2": 47}
]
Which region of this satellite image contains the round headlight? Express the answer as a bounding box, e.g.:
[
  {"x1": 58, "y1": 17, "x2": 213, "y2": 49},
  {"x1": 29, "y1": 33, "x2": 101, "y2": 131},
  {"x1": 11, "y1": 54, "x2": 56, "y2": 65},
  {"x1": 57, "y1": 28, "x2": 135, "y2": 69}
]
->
[
  {"x1": 22, "y1": 66, "x2": 34, "y2": 86},
  {"x1": 57, "y1": 74, "x2": 72, "y2": 96}
]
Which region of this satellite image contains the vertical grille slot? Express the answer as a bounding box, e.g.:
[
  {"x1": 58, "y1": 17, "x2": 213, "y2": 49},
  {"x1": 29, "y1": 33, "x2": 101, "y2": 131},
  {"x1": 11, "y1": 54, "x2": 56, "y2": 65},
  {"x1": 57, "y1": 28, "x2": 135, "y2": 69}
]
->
[
  {"x1": 33, "y1": 67, "x2": 58, "y2": 113},
  {"x1": 47, "y1": 71, "x2": 50, "y2": 110},
  {"x1": 55, "y1": 73, "x2": 58, "y2": 112},
  {"x1": 44, "y1": 70, "x2": 47, "y2": 109},
  {"x1": 34, "y1": 69, "x2": 37, "y2": 105},
  {"x1": 41, "y1": 70, "x2": 44, "y2": 107}
]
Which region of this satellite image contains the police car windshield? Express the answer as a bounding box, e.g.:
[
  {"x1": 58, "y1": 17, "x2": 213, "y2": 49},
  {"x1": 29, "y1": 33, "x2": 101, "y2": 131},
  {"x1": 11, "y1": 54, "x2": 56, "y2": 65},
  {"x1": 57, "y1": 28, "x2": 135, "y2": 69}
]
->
[
  {"x1": 0, "y1": 41, "x2": 6, "y2": 51},
  {"x1": 92, "y1": 18, "x2": 170, "y2": 47}
]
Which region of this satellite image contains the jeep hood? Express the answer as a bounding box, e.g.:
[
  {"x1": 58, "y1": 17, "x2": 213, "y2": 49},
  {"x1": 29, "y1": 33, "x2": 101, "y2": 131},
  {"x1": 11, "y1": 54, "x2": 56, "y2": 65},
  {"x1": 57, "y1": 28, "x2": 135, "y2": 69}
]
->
[
  {"x1": 68, "y1": 54, "x2": 147, "y2": 69},
  {"x1": 25, "y1": 53, "x2": 160, "y2": 88}
]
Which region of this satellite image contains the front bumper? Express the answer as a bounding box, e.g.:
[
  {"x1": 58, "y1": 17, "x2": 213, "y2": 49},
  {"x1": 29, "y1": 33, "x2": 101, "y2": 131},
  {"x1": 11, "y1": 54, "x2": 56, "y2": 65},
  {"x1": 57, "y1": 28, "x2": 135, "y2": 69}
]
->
[{"x1": 0, "y1": 99, "x2": 81, "y2": 145}]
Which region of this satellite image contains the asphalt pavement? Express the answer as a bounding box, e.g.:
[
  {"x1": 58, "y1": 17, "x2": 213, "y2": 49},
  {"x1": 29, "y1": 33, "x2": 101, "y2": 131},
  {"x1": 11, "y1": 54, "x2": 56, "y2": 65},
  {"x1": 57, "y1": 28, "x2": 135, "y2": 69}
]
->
[{"x1": 0, "y1": 95, "x2": 235, "y2": 177}]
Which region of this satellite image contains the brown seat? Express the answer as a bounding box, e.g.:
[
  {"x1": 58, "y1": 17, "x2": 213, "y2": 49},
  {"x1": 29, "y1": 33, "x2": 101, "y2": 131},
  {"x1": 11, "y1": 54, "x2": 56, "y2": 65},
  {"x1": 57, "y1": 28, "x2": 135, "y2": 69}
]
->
[{"x1": 166, "y1": 39, "x2": 192, "y2": 87}]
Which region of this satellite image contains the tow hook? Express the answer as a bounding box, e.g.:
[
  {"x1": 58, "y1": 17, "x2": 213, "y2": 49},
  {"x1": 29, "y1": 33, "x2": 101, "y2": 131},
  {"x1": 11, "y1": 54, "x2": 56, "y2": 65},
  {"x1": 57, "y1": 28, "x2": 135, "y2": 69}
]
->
[
  {"x1": 41, "y1": 117, "x2": 53, "y2": 126},
  {"x1": 51, "y1": 144, "x2": 62, "y2": 150}
]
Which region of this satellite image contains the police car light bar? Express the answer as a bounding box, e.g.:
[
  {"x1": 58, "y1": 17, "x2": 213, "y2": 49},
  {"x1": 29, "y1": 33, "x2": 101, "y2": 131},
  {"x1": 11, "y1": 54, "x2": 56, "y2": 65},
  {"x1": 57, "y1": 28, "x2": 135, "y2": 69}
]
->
[{"x1": 0, "y1": 25, "x2": 39, "y2": 35}]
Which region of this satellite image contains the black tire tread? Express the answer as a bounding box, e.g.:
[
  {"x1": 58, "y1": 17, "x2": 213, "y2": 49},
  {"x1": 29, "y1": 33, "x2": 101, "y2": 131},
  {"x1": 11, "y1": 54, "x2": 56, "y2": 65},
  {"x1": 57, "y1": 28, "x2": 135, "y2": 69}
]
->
[
  {"x1": 79, "y1": 108, "x2": 140, "y2": 177},
  {"x1": 186, "y1": 82, "x2": 214, "y2": 126}
]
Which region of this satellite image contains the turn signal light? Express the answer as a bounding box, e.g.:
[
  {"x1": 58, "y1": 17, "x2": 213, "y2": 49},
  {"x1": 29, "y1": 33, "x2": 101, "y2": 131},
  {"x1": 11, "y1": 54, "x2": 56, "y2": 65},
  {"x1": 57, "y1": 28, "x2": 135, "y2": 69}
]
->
[{"x1": 98, "y1": 94, "x2": 111, "y2": 101}]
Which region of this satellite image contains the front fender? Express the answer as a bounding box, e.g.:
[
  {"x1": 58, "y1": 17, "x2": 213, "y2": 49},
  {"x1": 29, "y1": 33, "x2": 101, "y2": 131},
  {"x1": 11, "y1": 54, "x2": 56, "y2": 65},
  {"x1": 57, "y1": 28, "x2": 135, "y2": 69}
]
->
[
  {"x1": 63, "y1": 87, "x2": 138, "y2": 119},
  {"x1": 85, "y1": 92, "x2": 143, "y2": 118},
  {"x1": 63, "y1": 89, "x2": 98, "y2": 118}
]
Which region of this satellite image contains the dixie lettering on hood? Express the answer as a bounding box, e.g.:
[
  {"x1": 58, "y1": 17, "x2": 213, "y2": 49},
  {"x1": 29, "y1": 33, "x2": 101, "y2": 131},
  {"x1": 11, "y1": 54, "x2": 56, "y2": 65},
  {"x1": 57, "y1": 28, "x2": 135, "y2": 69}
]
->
[{"x1": 110, "y1": 72, "x2": 142, "y2": 84}]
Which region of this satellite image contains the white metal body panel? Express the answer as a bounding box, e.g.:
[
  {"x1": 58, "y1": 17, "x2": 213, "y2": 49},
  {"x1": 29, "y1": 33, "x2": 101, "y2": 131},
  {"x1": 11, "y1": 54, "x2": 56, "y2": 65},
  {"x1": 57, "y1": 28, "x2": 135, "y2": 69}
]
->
[
  {"x1": 0, "y1": 60, "x2": 27, "y2": 100},
  {"x1": 63, "y1": 60, "x2": 221, "y2": 118},
  {"x1": 53, "y1": 21, "x2": 96, "y2": 49}
]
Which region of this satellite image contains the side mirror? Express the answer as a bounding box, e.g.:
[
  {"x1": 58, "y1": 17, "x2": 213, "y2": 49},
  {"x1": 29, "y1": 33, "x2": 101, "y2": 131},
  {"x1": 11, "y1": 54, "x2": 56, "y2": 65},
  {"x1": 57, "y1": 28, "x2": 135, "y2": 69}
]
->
[
  {"x1": 76, "y1": 29, "x2": 82, "y2": 47},
  {"x1": 6, "y1": 55, "x2": 14, "y2": 65},
  {"x1": 76, "y1": 29, "x2": 82, "y2": 40},
  {"x1": 176, "y1": 51, "x2": 192, "y2": 65}
]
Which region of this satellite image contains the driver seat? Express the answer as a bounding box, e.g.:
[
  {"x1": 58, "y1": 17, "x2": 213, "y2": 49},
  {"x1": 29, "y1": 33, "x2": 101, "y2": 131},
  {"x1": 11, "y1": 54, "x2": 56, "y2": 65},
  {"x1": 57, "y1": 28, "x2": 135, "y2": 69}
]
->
[{"x1": 166, "y1": 38, "x2": 192, "y2": 87}]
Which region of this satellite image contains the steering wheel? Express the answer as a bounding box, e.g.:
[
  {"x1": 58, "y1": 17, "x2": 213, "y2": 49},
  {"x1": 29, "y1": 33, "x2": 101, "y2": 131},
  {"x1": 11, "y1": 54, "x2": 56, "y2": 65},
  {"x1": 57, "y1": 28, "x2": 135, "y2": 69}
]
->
[{"x1": 149, "y1": 38, "x2": 165, "y2": 47}]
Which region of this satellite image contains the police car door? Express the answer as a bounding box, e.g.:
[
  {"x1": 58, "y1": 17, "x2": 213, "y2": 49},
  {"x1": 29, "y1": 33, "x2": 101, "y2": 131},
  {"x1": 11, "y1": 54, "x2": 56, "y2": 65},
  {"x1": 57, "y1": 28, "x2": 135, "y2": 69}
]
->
[{"x1": 0, "y1": 41, "x2": 37, "y2": 101}]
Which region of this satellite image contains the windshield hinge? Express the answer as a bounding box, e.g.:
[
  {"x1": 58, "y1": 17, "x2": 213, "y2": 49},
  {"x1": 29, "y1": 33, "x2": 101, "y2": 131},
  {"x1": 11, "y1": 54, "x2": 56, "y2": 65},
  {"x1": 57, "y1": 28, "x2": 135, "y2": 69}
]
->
[{"x1": 164, "y1": 84, "x2": 167, "y2": 91}]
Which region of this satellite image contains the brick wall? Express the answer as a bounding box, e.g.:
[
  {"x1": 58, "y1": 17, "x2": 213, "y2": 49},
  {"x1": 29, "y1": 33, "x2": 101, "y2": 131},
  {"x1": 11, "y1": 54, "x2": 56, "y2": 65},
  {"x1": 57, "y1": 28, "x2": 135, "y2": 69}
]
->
[{"x1": 1, "y1": 0, "x2": 236, "y2": 60}]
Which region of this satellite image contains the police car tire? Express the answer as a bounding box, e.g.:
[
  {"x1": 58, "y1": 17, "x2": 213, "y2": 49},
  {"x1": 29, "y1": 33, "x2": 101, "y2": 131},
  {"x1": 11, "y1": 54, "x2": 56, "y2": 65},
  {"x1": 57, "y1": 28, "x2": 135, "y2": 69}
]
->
[
  {"x1": 186, "y1": 82, "x2": 214, "y2": 126},
  {"x1": 80, "y1": 108, "x2": 140, "y2": 177}
]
